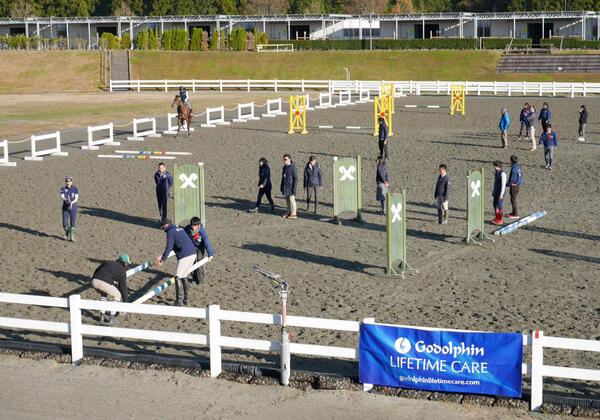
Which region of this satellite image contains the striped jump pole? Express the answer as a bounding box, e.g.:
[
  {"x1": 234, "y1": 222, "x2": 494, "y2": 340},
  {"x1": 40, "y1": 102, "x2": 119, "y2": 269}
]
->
[
  {"x1": 493, "y1": 211, "x2": 547, "y2": 236},
  {"x1": 114, "y1": 150, "x2": 192, "y2": 156},
  {"x1": 98, "y1": 155, "x2": 176, "y2": 160},
  {"x1": 126, "y1": 251, "x2": 175, "y2": 278},
  {"x1": 133, "y1": 257, "x2": 209, "y2": 304}
]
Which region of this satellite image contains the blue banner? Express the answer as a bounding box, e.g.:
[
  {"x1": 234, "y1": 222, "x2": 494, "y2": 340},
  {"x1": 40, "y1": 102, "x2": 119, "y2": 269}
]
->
[{"x1": 359, "y1": 324, "x2": 522, "y2": 397}]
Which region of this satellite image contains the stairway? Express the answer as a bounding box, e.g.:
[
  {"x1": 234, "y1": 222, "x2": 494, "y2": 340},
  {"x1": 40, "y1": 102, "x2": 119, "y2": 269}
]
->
[
  {"x1": 110, "y1": 50, "x2": 130, "y2": 90},
  {"x1": 497, "y1": 54, "x2": 600, "y2": 73}
]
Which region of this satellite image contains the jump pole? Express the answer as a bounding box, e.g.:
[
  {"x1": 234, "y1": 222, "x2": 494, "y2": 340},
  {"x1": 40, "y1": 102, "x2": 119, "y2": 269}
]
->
[
  {"x1": 114, "y1": 150, "x2": 192, "y2": 156},
  {"x1": 126, "y1": 251, "x2": 175, "y2": 278},
  {"x1": 98, "y1": 155, "x2": 176, "y2": 160},
  {"x1": 493, "y1": 211, "x2": 547, "y2": 235},
  {"x1": 133, "y1": 257, "x2": 209, "y2": 304}
]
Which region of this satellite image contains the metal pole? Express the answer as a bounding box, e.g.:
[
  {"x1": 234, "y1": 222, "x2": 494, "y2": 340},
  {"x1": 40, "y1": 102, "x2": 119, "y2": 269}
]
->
[
  {"x1": 395, "y1": 18, "x2": 398, "y2": 40},
  {"x1": 66, "y1": 21, "x2": 69, "y2": 49},
  {"x1": 87, "y1": 21, "x2": 91, "y2": 49},
  {"x1": 422, "y1": 18, "x2": 425, "y2": 39},
  {"x1": 130, "y1": 19, "x2": 133, "y2": 49},
  {"x1": 287, "y1": 18, "x2": 290, "y2": 41},
  {"x1": 369, "y1": 12, "x2": 372, "y2": 50}
]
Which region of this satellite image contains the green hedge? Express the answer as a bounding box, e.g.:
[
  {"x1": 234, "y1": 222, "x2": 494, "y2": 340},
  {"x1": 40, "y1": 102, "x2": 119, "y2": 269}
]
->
[
  {"x1": 482, "y1": 38, "x2": 532, "y2": 49},
  {"x1": 270, "y1": 38, "x2": 477, "y2": 50},
  {"x1": 190, "y1": 27, "x2": 203, "y2": 51},
  {"x1": 228, "y1": 27, "x2": 247, "y2": 51},
  {"x1": 543, "y1": 38, "x2": 600, "y2": 49}
]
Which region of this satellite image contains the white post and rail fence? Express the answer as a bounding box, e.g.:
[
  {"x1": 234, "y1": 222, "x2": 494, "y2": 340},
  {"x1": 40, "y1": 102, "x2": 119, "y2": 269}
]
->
[
  {"x1": 0, "y1": 291, "x2": 598, "y2": 412},
  {"x1": 109, "y1": 79, "x2": 600, "y2": 97}
]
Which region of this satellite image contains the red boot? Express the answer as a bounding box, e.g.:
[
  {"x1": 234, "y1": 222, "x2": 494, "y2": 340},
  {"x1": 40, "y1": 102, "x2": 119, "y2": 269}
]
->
[{"x1": 491, "y1": 209, "x2": 503, "y2": 225}]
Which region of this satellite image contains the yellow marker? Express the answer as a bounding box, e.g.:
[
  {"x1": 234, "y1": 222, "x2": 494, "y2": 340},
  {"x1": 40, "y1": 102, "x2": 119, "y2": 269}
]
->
[
  {"x1": 288, "y1": 95, "x2": 308, "y2": 134},
  {"x1": 374, "y1": 95, "x2": 393, "y2": 137},
  {"x1": 450, "y1": 84, "x2": 466, "y2": 116}
]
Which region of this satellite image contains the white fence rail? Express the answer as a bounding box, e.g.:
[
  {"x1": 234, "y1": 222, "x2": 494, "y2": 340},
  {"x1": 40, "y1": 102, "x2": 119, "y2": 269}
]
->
[
  {"x1": 163, "y1": 113, "x2": 194, "y2": 134},
  {"x1": 127, "y1": 117, "x2": 161, "y2": 141},
  {"x1": 0, "y1": 139, "x2": 16, "y2": 167},
  {"x1": 0, "y1": 291, "x2": 598, "y2": 412},
  {"x1": 23, "y1": 131, "x2": 68, "y2": 161},
  {"x1": 82, "y1": 123, "x2": 119, "y2": 150},
  {"x1": 110, "y1": 79, "x2": 600, "y2": 97}
]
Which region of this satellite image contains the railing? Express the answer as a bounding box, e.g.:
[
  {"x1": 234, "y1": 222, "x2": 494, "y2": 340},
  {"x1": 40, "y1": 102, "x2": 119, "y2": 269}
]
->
[
  {"x1": 109, "y1": 79, "x2": 600, "y2": 97},
  {"x1": 0, "y1": 291, "x2": 598, "y2": 412}
]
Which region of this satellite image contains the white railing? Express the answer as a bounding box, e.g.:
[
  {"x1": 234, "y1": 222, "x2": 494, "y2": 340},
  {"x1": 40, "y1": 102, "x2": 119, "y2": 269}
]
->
[
  {"x1": 163, "y1": 113, "x2": 194, "y2": 134},
  {"x1": 110, "y1": 79, "x2": 600, "y2": 98},
  {"x1": 233, "y1": 102, "x2": 259, "y2": 123},
  {"x1": 256, "y1": 44, "x2": 294, "y2": 52},
  {"x1": 0, "y1": 139, "x2": 16, "y2": 167},
  {"x1": 82, "y1": 123, "x2": 119, "y2": 150},
  {"x1": 23, "y1": 131, "x2": 68, "y2": 161},
  {"x1": 201, "y1": 106, "x2": 230, "y2": 128},
  {"x1": 127, "y1": 117, "x2": 161, "y2": 141},
  {"x1": 262, "y1": 98, "x2": 286, "y2": 117},
  {"x1": 0, "y1": 291, "x2": 598, "y2": 412}
]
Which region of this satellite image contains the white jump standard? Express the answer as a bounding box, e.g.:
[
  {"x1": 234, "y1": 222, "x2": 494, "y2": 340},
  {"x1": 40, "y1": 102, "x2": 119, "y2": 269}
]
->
[
  {"x1": 262, "y1": 98, "x2": 287, "y2": 118},
  {"x1": 233, "y1": 102, "x2": 260, "y2": 123},
  {"x1": 0, "y1": 140, "x2": 16, "y2": 167},
  {"x1": 24, "y1": 131, "x2": 68, "y2": 161},
  {"x1": 163, "y1": 113, "x2": 194, "y2": 135},
  {"x1": 315, "y1": 92, "x2": 334, "y2": 109},
  {"x1": 201, "y1": 106, "x2": 230, "y2": 128},
  {"x1": 81, "y1": 123, "x2": 120, "y2": 150},
  {"x1": 337, "y1": 90, "x2": 353, "y2": 107},
  {"x1": 127, "y1": 117, "x2": 162, "y2": 141}
]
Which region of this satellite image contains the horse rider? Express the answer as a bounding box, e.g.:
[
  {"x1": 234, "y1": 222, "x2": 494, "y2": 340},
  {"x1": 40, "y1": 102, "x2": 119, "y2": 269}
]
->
[{"x1": 179, "y1": 86, "x2": 192, "y2": 116}]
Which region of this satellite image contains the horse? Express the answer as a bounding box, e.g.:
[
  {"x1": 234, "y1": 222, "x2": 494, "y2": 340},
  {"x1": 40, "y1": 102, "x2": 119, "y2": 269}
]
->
[{"x1": 171, "y1": 95, "x2": 192, "y2": 137}]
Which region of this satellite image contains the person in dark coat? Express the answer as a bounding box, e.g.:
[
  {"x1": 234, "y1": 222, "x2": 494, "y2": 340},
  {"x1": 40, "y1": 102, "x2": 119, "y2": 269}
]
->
[
  {"x1": 154, "y1": 162, "x2": 173, "y2": 225},
  {"x1": 303, "y1": 155, "x2": 323, "y2": 213},
  {"x1": 90, "y1": 254, "x2": 130, "y2": 324},
  {"x1": 184, "y1": 216, "x2": 214, "y2": 294},
  {"x1": 539, "y1": 123, "x2": 559, "y2": 171},
  {"x1": 518, "y1": 102, "x2": 530, "y2": 140},
  {"x1": 578, "y1": 105, "x2": 588, "y2": 142},
  {"x1": 507, "y1": 155, "x2": 523, "y2": 219},
  {"x1": 280, "y1": 154, "x2": 298, "y2": 219},
  {"x1": 539, "y1": 102, "x2": 552, "y2": 132},
  {"x1": 248, "y1": 158, "x2": 275, "y2": 213},
  {"x1": 376, "y1": 157, "x2": 389, "y2": 215},
  {"x1": 491, "y1": 161, "x2": 507, "y2": 226},
  {"x1": 377, "y1": 117, "x2": 389, "y2": 160},
  {"x1": 60, "y1": 175, "x2": 79, "y2": 241},
  {"x1": 434, "y1": 164, "x2": 451, "y2": 224}
]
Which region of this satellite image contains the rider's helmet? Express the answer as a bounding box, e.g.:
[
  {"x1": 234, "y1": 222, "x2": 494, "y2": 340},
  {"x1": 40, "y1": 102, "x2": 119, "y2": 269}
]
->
[{"x1": 179, "y1": 85, "x2": 184, "y2": 91}]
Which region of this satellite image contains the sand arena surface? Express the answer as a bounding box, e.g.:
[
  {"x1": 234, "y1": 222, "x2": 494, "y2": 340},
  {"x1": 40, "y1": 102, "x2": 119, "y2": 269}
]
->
[{"x1": 0, "y1": 93, "x2": 598, "y2": 396}]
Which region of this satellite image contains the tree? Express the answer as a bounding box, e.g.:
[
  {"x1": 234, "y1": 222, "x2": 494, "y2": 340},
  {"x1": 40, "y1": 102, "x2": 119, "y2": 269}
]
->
[
  {"x1": 149, "y1": 0, "x2": 173, "y2": 15},
  {"x1": 391, "y1": 0, "x2": 414, "y2": 13},
  {"x1": 9, "y1": 0, "x2": 39, "y2": 18},
  {"x1": 242, "y1": 0, "x2": 287, "y2": 14}
]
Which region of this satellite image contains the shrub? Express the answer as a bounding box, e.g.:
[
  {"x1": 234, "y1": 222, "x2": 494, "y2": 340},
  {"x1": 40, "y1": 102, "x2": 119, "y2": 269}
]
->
[
  {"x1": 136, "y1": 29, "x2": 149, "y2": 50},
  {"x1": 121, "y1": 33, "x2": 131, "y2": 50},
  {"x1": 209, "y1": 30, "x2": 219, "y2": 51},
  {"x1": 101, "y1": 32, "x2": 121, "y2": 49},
  {"x1": 229, "y1": 27, "x2": 247, "y2": 51},
  {"x1": 544, "y1": 38, "x2": 600, "y2": 49},
  {"x1": 201, "y1": 30, "x2": 209, "y2": 50},
  {"x1": 149, "y1": 29, "x2": 160, "y2": 50},
  {"x1": 482, "y1": 37, "x2": 531, "y2": 49},
  {"x1": 270, "y1": 38, "x2": 477, "y2": 50},
  {"x1": 190, "y1": 27, "x2": 202, "y2": 51}
]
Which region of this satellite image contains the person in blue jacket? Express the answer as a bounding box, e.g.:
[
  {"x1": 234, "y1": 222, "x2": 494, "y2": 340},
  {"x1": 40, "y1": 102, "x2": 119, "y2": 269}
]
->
[
  {"x1": 507, "y1": 155, "x2": 523, "y2": 219},
  {"x1": 154, "y1": 162, "x2": 173, "y2": 225},
  {"x1": 539, "y1": 102, "x2": 552, "y2": 132},
  {"x1": 518, "y1": 102, "x2": 530, "y2": 140},
  {"x1": 498, "y1": 107, "x2": 510, "y2": 149},
  {"x1": 248, "y1": 157, "x2": 275, "y2": 213},
  {"x1": 60, "y1": 175, "x2": 79, "y2": 242},
  {"x1": 156, "y1": 219, "x2": 197, "y2": 306},
  {"x1": 539, "y1": 124, "x2": 559, "y2": 171},
  {"x1": 184, "y1": 216, "x2": 214, "y2": 287},
  {"x1": 303, "y1": 155, "x2": 323, "y2": 213}
]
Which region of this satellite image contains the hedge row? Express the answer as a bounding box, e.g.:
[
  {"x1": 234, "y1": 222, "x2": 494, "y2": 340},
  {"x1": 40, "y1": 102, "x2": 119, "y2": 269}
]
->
[
  {"x1": 482, "y1": 38, "x2": 532, "y2": 49},
  {"x1": 270, "y1": 38, "x2": 478, "y2": 50},
  {"x1": 543, "y1": 38, "x2": 600, "y2": 49}
]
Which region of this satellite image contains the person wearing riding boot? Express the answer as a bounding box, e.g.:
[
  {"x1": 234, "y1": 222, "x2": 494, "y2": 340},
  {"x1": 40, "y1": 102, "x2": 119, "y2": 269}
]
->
[
  {"x1": 507, "y1": 155, "x2": 523, "y2": 219},
  {"x1": 156, "y1": 219, "x2": 197, "y2": 306},
  {"x1": 90, "y1": 254, "x2": 130, "y2": 324},
  {"x1": 248, "y1": 157, "x2": 275, "y2": 213},
  {"x1": 376, "y1": 157, "x2": 389, "y2": 215},
  {"x1": 184, "y1": 216, "x2": 214, "y2": 286},
  {"x1": 60, "y1": 175, "x2": 78, "y2": 241},
  {"x1": 434, "y1": 164, "x2": 451, "y2": 224},
  {"x1": 303, "y1": 155, "x2": 323, "y2": 213},
  {"x1": 491, "y1": 161, "x2": 507, "y2": 226},
  {"x1": 179, "y1": 86, "x2": 192, "y2": 114},
  {"x1": 281, "y1": 154, "x2": 298, "y2": 219},
  {"x1": 377, "y1": 117, "x2": 389, "y2": 160},
  {"x1": 154, "y1": 162, "x2": 173, "y2": 225}
]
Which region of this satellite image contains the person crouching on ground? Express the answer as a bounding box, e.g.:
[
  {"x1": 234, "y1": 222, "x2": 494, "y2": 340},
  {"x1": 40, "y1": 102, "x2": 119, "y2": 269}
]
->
[
  {"x1": 248, "y1": 157, "x2": 275, "y2": 213},
  {"x1": 434, "y1": 164, "x2": 451, "y2": 224},
  {"x1": 499, "y1": 108, "x2": 510, "y2": 149},
  {"x1": 303, "y1": 155, "x2": 323, "y2": 213},
  {"x1": 156, "y1": 219, "x2": 197, "y2": 306},
  {"x1": 90, "y1": 254, "x2": 130, "y2": 324},
  {"x1": 376, "y1": 157, "x2": 389, "y2": 215},
  {"x1": 184, "y1": 216, "x2": 214, "y2": 288},
  {"x1": 491, "y1": 161, "x2": 507, "y2": 226},
  {"x1": 281, "y1": 154, "x2": 298, "y2": 219}
]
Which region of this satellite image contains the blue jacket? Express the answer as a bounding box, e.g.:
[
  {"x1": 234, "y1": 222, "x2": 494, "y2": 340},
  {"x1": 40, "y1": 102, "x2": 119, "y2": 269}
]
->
[
  {"x1": 434, "y1": 174, "x2": 450, "y2": 201},
  {"x1": 184, "y1": 224, "x2": 214, "y2": 257},
  {"x1": 303, "y1": 162, "x2": 323, "y2": 188},
  {"x1": 180, "y1": 90, "x2": 188, "y2": 103},
  {"x1": 519, "y1": 108, "x2": 529, "y2": 123},
  {"x1": 378, "y1": 121, "x2": 388, "y2": 141},
  {"x1": 258, "y1": 164, "x2": 272, "y2": 190},
  {"x1": 155, "y1": 170, "x2": 173, "y2": 196},
  {"x1": 60, "y1": 185, "x2": 79, "y2": 210},
  {"x1": 161, "y1": 224, "x2": 197, "y2": 261},
  {"x1": 539, "y1": 107, "x2": 552, "y2": 123},
  {"x1": 499, "y1": 112, "x2": 510, "y2": 131},
  {"x1": 539, "y1": 131, "x2": 558, "y2": 148},
  {"x1": 376, "y1": 164, "x2": 388, "y2": 184},
  {"x1": 508, "y1": 163, "x2": 523, "y2": 186},
  {"x1": 280, "y1": 162, "x2": 297, "y2": 197}
]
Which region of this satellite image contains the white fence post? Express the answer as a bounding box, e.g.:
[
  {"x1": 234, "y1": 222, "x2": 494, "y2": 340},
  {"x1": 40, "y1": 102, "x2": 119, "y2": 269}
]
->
[
  {"x1": 209, "y1": 304, "x2": 222, "y2": 378},
  {"x1": 164, "y1": 80, "x2": 168, "y2": 93},
  {"x1": 274, "y1": 79, "x2": 278, "y2": 92},
  {"x1": 361, "y1": 317, "x2": 375, "y2": 392},
  {"x1": 530, "y1": 330, "x2": 544, "y2": 411},
  {"x1": 109, "y1": 80, "x2": 113, "y2": 92},
  {"x1": 69, "y1": 294, "x2": 83, "y2": 365}
]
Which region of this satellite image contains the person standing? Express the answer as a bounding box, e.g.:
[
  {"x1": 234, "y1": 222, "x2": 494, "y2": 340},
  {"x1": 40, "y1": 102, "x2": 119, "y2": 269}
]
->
[
  {"x1": 154, "y1": 162, "x2": 173, "y2": 225},
  {"x1": 376, "y1": 158, "x2": 389, "y2": 215},
  {"x1": 518, "y1": 103, "x2": 530, "y2": 140},
  {"x1": 377, "y1": 117, "x2": 389, "y2": 160},
  {"x1": 303, "y1": 155, "x2": 323, "y2": 213},
  {"x1": 498, "y1": 108, "x2": 510, "y2": 149},
  {"x1": 507, "y1": 155, "x2": 523, "y2": 219},
  {"x1": 578, "y1": 105, "x2": 588, "y2": 142},
  {"x1": 434, "y1": 164, "x2": 451, "y2": 224},
  {"x1": 60, "y1": 176, "x2": 79, "y2": 242},
  {"x1": 156, "y1": 219, "x2": 197, "y2": 306},
  {"x1": 90, "y1": 254, "x2": 130, "y2": 323},
  {"x1": 280, "y1": 154, "x2": 298, "y2": 220},
  {"x1": 491, "y1": 161, "x2": 507, "y2": 226},
  {"x1": 248, "y1": 158, "x2": 275, "y2": 213},
  {"x1": 539, "y1": 102, "x2": 552, "y2": 132},
  {"x1": 539, "y1": 124, "x2": 558, "y2": 171},
  {"x1": 527, "y1": 104, "x2": 538, "y2": 151},
  {"x1": 184, "y1": 217, "x2": 214, "y2": 299}
]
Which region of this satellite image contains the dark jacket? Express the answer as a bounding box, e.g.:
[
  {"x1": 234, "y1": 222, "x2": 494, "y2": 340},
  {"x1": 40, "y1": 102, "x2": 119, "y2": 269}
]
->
[
  {"x1": 579, "y1": 109, "x2": 588, "y2": 124},
  {"x1": 378, "y1": 122, "x2": 388, "y2": 141},
  {"x1": 184, "y1": 224, "x2": 215, "y2": 257},
  {"x1": 161, "y1": 224, "x2": 197, "y2": 261},
  {"x1": 280, "y1": 162, "x2": 297, "y2": 197},
  {"x1": 258, "y1": 164, "x2": 272, "y2": 190},
  {"x1": 539, "y1": 107, "x2": 552, "y2": 123},
  {"x1": 434, "y1": 174, "x2": 450, "y2": 201},
  {"x1": 92, "y1": 261, "x2": 128, "y2": 302},
  {"x1": 520, "y1": 108, "x2": 529, "y2": 123},
  {"x1": 539, "y1": 131, "x2": 558, "y2": 148},
  {"x1": 60, "y1": 185, "x2": 79, "y2": 211},
  {"x1": 154, "y1": 170, "x2": 173, "y2": 196},
  {"x1": 508, "y1": 163, "x2": 523, "y2": 186},
  {"x1": 527, "y1": 110, "x2": 537, "y2": 129},
  {"x1": 376, "y1": 164, "x2": 388, "y2": 184},
  {"x1": 303, "y1": 162, "x2": 323, "y2": 188}
]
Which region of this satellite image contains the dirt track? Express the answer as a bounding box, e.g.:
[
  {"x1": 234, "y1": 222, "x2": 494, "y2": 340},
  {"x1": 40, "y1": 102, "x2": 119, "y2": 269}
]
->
[{"x1": 0, "y1": 93, "x2": 598, "y2": 396}]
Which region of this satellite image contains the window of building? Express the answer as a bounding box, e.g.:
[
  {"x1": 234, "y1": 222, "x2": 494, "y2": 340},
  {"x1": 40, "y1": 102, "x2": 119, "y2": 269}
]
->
[{"x1": 477, "y1": 21, "x2": 491, "y2": 38}]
